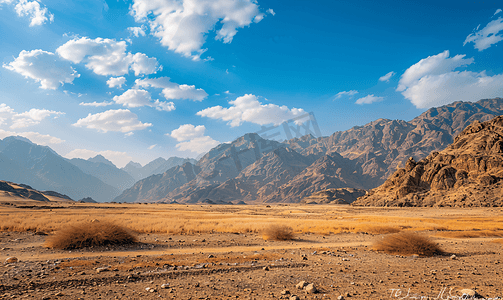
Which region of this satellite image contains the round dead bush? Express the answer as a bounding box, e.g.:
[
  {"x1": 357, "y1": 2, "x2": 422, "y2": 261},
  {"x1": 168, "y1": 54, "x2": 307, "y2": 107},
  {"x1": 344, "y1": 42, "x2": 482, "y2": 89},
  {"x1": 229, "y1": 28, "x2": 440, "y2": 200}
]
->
[
  {"x1": 372, "y1": 231, "x2": 443, "y2": 257},
  {"x1": 262, "y1": 224, "x2": 294, "y2": 241},
  {"x1": 44, "y1": 221, "x2": 136, "y2": 249}
]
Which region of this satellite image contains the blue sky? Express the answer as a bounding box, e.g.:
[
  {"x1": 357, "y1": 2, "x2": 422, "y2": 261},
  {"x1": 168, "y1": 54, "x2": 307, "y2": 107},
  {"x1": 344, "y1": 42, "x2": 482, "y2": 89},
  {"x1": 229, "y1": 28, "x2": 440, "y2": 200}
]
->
[{"x1": 0, "y1": 0, "x2": 502, "y2": 167}]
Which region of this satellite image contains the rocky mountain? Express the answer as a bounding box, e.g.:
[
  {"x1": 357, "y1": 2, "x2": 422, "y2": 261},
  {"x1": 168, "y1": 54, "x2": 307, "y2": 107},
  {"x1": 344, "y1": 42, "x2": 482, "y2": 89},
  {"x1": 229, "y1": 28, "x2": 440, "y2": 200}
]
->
[
  {"x1": 87, "y1": 154, "x2": 115, "y2": 167},
  {"x1": 114, "y1": 98, "x2": 503, "y2": 204},
  {"x1": 0, "y1": 180, "x2": 73, "y2": 202},
  {"x1": 122, "y1": 157, "x2": 197, "y2": 181},
  {"x1": 0, "y1": 137, "x2": 119, "y2": 202},
  {"x1": 69, "y1": 158, "x2": 136, "y2": 191},
  {"x1": 353, "y1": 116, "x2": 503, "y2": 207},
  {"x1": 301, "y1": 188, "x2": 367, "y2": 204}
]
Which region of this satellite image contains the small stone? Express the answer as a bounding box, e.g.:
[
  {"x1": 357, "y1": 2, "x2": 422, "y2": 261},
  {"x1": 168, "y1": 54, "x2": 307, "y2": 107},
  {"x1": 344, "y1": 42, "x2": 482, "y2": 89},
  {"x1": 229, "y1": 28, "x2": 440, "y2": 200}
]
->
[
  {"x1": 458, "y1": 289, "x2": 479, "y2": 297},
  {"x1": 296, "y1": 281, "x2": 307, "y2": 289},
  {"x1": 281, "y1": 290, "x2": 290, "y2": 295},
  {"x1": 96, "y1": 267, "x2": 109, "y2": 273},
  {"x1": 337, "y1": 296, "x2": 345, "y2": 300},
  {"x1": 4, "y1": 257, "x2": 18, "y2": 264},
  {"x1": 263, "y1": 266, "x2": 269, "y2": 271},
  {"x1": 289, "y1": 296, "x2": 300, "y2": 300},
  {"x1": 305, "y1": 283, "x2": 317, "y2": 294},
  {"x1": 208, "y1": 254, "x2": 214, "y2": 258},
  {"x1": 450, "y1": 254, "x2": 457, "y2": 260},
  {"x1": 161, "y1": 283, "x2": 170, "y2": 289}
]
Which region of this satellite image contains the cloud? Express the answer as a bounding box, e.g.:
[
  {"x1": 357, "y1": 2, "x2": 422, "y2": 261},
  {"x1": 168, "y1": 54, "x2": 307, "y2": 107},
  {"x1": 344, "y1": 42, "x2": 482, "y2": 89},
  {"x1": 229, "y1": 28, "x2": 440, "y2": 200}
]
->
[
  {"x1": 56, "y1": 37, "x2": 160, "y2": 76},
  {"x1": 168, "y1": 124, "x2": 219, "y2": 154},
  {"x1": 129, "y1": 0, "x2": 265, "y2": 60},
  {"x1": 112, "y1": 89, "x2": 175, "y2": 111},
  {"x1": 197, "y1": 94, "x2": 306, "y2": 127},
  {"x1": 79, "y1": 101, "x2": 113, "y2": 107},
  {"x1": 464, "y1": 16, "x2": 503, "y2": 51},
  {"x1": 397, "y1": 50, "x2": 473, "y2": 92},
  {"x1": 135, "y1": 77, "x2": 208, "y2": 101},
  {"x1": 379, "y1": 71, "x2": 395, "y2": 82},
  {"x1": 73, "y1": 109, "x2": 152, "y2": 133},
  {"x1": 267, "y1": 8, "x2": 275, "y2": 16},
  {"x1": 333, "y1": 90, "x2": 358, "y2": 100},
  {"x1": 107, "y1": 76, "x2": 126, "y2": 88},
  {"x1": 397, "y1": 50, "x2": 503, "y2": 108},
  {"x1": 148, "y1": 144, "x2": 156, "y2": 150},
  {"x1": 9, "y1": 0, "x2": 54, "y2": 26},
  {"x1": 64, "y1": 149, "x2": 132, "y2": 168},
  {"x1": 0, "y1": 129, "x2": 64, "y2": 145},
  {"x1": 355, "y1": 95, "x2": 384, "y2": 105},
  {"x1": 0, "y1": 104, "x2": 64, "y2": 129},
  {"x1": 11, "y1": 108, "x2": 64, "y2": 129},
  {"x1": 3, "y1": 49, "x2": 79, "y2": 90},
  {"x1": 128, "y1": 26, "x2": 146, "y2": 37},
  {"x1": 495, "y1": 9, "x2": 502, "y2": 16}
]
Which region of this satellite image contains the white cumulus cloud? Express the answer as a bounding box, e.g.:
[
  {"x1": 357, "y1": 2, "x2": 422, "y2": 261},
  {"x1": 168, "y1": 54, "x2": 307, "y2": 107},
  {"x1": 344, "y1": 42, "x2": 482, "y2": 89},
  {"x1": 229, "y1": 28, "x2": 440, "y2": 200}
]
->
[
  {"x1": 355, "y1": 95, "x2": 384, "y2": 105},
  {"x1": 397, "y1": 50, "x2": 503, "y2": 108},
  {"x1": 10, "y1": 0, "x2": 54, "y2": 26},
  {"x1": 56, "y1": 37, "x2": 160, "y2": 76},
  {"x1": 64, "y1": 149, "x2": 132, "y2": 168},
  {"x1": 128, "y1": 26, "x2": 146, "y2": 37},
  {"x1": 168, "y1": 124, "x2": 219, "y2": 154},
  {"x1": 107, "y1": 76, "x2": 126, "y2": 88},
  {"x1": 379, "y1": 71, "x2": 395, "y2": 82},
  {"x1": 135, "y1": 77, "x2": 208, "y2": 101},
  {"x1": 112, "y1": 89, "x2": 175, "y2": 111},
  {"x1": 464, "y1": 16, "x2": 503, "y2": 51},
  {"x1": 73, "y1": 109, "x2": 152, "y2": 133},
  {"x1": 197, "y1": 94, "x2": 306, "y2": 127},
  {"x1": 129, "y1": 0, "x2": 265, "y2": 60},
  {"x1": 11, "y1": 108, "x2": 64, "y2": 129},
  {"x1": 3, "y1": 49, "x2": 79, "y2": 90},
  {"x1": 79, "y1": 101, "x2": 113, "y2": 107},
  {"x1": 495, "y1": 9, "x2": 502, "y2": 16}
]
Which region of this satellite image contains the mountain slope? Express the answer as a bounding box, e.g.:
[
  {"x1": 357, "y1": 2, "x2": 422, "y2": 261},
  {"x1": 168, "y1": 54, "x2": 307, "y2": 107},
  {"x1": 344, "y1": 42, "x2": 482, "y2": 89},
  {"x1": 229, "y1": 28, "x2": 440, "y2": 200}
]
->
[
  {"x1": 353, "y1": 116, "x2": 503, "y2": 207},
  {"x1": 69, "y1": 158, "x2": 136, "y2": 191},
  {"x1": 0, "y1": 137, "x2": 119, "y2": 202}
]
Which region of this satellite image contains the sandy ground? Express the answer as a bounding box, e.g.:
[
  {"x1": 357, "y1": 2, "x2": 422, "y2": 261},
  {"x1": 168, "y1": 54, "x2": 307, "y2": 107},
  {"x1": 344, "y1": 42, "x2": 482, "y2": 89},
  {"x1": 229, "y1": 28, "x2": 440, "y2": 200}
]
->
[{"x1": 1, "y1": 229, "x2": 502, "y2": 300}]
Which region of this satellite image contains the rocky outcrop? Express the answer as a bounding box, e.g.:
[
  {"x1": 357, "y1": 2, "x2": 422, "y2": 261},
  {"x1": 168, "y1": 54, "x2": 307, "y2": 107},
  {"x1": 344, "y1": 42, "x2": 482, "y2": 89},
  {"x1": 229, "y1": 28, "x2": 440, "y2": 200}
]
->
[
  {"x1": 353, "y1": 116, "x2": 503, "y2": 207},
  {"x1": 301, "y1": 188, "x2": 367, "y2": 204}
]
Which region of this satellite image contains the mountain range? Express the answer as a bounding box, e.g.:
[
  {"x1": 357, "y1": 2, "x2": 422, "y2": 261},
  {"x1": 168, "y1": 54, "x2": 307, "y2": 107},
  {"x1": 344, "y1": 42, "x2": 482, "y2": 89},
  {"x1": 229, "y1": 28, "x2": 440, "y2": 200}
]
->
[
  {"x1": 0, "y1": 136, "x2": 193, "y2": 202},
  {"x1": 116, "y1": 98, "x2": 503, "y2": 204}
]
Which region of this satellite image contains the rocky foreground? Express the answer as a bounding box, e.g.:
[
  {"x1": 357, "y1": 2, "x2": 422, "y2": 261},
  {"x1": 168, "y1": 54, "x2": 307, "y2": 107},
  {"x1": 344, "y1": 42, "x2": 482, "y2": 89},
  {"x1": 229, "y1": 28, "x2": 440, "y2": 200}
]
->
[{"x1": 354, "y1": 116, "x2": 503, "y2": 207}]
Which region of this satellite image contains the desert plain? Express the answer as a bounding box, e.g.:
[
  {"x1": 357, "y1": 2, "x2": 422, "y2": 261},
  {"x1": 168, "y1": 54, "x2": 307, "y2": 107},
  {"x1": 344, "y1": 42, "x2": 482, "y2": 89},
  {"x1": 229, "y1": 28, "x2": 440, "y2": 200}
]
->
[{"x1": 1, "y1": 201, "x2": 502, "y2": 300}]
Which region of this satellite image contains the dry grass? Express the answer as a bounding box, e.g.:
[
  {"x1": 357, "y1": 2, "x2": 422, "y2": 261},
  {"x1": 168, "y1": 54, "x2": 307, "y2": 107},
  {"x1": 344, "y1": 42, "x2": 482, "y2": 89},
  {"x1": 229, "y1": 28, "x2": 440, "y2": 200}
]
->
[
  {"x1": 262, "y1": 224, "x2": 294, "y2": 241},
  {"x1": 435, "y1": 230, "x2": 503, "y2": 239},
  {"x1": 372, "y1": 232, "x2": 443, "y2": 257},
  {"x1": 1, "y1": 203, "x2": 503, "y2": 237},
  {"x1": 44, "y1": 221, "x2": 136, "y2": 250}
]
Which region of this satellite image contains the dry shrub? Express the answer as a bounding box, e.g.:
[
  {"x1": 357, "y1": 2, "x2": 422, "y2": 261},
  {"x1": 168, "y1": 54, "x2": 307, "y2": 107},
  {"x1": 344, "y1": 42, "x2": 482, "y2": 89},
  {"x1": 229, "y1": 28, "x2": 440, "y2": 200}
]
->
[
  {"x1": 44, "y1": 221, "x2": 136, "y2": 249},
  {"x1": 372, "y1": 232, "x2": 443, "y2": 257},
  {"x1": 435, "y1": 230, "x2": 502, "y2": 239},
  {"x1": 491, "y1": 238, "x2": 503, "y2": 244},
  {"x1": 262, "y1": 224, "x2": 294, "y2": 241}
]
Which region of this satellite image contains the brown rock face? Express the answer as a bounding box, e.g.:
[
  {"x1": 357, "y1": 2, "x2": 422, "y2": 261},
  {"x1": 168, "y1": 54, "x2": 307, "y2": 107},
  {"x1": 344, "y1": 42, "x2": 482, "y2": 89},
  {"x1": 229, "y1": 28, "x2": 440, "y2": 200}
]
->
[{"x1": 353, "y1": 116, "x2": 503, "y2": 207}]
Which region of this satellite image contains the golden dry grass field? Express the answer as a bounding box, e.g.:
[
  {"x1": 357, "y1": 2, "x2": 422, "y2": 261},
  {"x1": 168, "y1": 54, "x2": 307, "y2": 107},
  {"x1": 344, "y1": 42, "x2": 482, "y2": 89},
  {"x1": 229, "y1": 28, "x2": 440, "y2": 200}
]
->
[{"x1": 1, "y1": 201, "x2": 503, "y2": 299}]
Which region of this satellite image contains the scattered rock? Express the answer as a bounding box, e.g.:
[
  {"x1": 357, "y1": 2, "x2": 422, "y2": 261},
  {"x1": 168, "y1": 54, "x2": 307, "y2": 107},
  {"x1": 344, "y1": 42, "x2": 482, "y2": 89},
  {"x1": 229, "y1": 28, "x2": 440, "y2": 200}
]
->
[
  {"x1": 450, "y1": 254, "x2": 457, "y2": 260},
  {"x1": 296, "y1": 281, "x2": 307, "y2": 289},
  {"x1": 289, "y1": 296, "x2": 300, "y2": 300},
  {"x1": 95, "y1": 267, "x2": 109, "y2": 273},
  {"x1": 208, "y1": 254, "x2": 214, "y2": 258},
  {"x1": 4, "y1": 257, "x2": 18, "y2": 264},
  {"x1": 263, "y1": 266, "x2": 269, "y2": 271},
  {"x1": 305, "y1": 283, "x2": 317, "y2": 294},
  {"x1": 458, "y1": 289, "x2": 483, "y2": 298},
  {"x1": 161, "y1": 283, "x2": 170, "y2": 289},
  {"x1": 281, "y1": 289, "x2": 290, "y2": 295},
  {"x1": 337, "y1": 296, "x2": 345, "y2": 300}
]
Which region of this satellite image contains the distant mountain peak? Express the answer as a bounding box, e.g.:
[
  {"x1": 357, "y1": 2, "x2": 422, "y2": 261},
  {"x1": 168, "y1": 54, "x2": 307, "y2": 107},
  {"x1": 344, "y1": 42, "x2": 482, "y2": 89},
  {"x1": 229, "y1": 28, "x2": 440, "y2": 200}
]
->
[
  {"x1": 124, "y1": 161, "x2": 142, "y2": 169},
  {"x1": 88, "y1": 155, "x2": 115, "y2": 167}
]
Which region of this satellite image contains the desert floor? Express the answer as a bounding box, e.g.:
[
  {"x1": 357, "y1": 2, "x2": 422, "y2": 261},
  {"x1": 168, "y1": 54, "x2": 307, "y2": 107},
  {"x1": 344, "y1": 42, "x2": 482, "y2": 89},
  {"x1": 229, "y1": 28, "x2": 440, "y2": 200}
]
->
[{"x1": 1, "y1": 203, "x2": 502, "y2": 300}]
